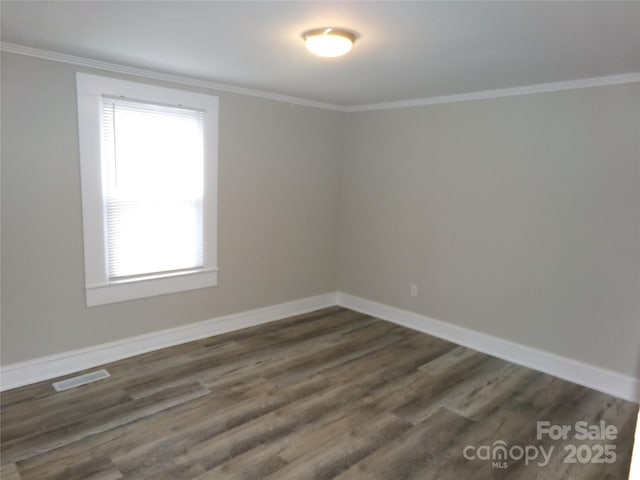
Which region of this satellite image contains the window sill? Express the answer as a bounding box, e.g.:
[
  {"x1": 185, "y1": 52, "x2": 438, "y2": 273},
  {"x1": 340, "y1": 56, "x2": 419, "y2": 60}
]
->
[{"x1": 85, "y1": 269, "x2": 218, "y2": 307}]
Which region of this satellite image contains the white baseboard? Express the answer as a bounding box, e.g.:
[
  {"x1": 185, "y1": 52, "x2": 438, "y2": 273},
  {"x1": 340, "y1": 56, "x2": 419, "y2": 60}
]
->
[
  {"x1": 336, "y1": 293, "x2": 640, "y2": 403},
  {"x1": 0, "y1": 292, "x2": 338, "y2": 391},
  {"x1": 2, "y1": 290, "x2": 637, "y2": 403}
]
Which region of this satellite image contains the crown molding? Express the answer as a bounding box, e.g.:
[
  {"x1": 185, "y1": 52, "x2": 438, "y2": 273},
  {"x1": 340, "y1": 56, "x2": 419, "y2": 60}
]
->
[
  {"x1": 3, "y1": 42, "x2": 639, "y2": 113},
  {"x1": 345, "y1": 72, "x2": 640, "y2": 112},
  {"x1": 0, "y1": 42, "x2": 346, "y2": 112}
]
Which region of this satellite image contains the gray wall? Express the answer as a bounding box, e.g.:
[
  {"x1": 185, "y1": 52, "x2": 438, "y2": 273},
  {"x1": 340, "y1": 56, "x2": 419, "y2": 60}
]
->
[
  {"x1": 338, "y1": 83, "x2": 640, "y2": 376},
  {"x1": 2, "y1": 52, "x2": 639, "y2": 380},
  {"x1": 1, "y1": 53, "x2": 343, "y2": 364}
]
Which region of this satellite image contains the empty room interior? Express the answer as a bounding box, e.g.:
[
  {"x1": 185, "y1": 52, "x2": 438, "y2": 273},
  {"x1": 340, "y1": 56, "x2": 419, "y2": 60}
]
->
[{"x1": 1, "y1": 1, "x2": 639, "y2": 479}]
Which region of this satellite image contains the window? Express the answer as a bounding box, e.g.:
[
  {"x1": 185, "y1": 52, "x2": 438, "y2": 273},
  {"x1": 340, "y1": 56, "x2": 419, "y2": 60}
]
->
[{"x1": 76, "y1": 73, "x2": 218, "y2": 306}]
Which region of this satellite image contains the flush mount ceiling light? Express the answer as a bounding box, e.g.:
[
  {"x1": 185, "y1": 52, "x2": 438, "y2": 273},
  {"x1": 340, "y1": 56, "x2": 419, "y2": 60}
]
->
[{"x1": 303, "y1": 28, "x2": 357, "y2": 58}]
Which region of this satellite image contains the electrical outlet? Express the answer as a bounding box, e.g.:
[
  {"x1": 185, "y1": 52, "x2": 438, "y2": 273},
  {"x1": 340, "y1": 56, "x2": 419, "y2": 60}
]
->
[{"x1": 410, "y1": 284, "x2": 418, "y2": 297}]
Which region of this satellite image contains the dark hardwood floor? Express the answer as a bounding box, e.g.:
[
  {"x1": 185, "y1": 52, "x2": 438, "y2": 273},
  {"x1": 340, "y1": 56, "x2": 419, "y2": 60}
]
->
[{"x1": 1, "y1": 307, "x2": 637, "y2": 479}]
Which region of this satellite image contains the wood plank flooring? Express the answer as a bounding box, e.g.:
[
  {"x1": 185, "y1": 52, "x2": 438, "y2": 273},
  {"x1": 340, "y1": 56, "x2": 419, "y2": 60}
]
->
[{"x1": 1, "y1": 307, "x2": 637, "y2": 479}]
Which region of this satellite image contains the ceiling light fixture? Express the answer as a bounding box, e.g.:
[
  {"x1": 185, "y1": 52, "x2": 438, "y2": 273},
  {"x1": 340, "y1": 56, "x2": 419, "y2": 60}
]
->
[{"x1": 303, "y1": 28, "x2": 357, "y2": 58}]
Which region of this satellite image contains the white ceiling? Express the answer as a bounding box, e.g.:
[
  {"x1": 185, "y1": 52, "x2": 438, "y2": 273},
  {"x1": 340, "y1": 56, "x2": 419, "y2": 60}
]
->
[{"x1": 2, "y1": 1, "x2": 639, "y2": 107}]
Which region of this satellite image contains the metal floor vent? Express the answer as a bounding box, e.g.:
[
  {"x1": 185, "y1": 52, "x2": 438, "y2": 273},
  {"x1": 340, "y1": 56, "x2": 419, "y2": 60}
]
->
[{"x1": 52, "y1": 369, "x2": 110, "y2": 392}]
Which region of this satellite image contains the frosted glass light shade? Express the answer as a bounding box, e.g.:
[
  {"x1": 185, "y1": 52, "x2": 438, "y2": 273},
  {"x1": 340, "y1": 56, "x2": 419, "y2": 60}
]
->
[{"x1": 303, "y1": 28, "x2": 356, "y2": 58}]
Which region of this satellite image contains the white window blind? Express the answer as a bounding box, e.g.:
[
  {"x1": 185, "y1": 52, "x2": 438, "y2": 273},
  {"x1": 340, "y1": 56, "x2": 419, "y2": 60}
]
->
[
  {"x1": 101, "y1": 97, "x2": 205, "y2": 280},
  {"x1": 77, "y1": 73, "x2": 218, "y2": 306}
]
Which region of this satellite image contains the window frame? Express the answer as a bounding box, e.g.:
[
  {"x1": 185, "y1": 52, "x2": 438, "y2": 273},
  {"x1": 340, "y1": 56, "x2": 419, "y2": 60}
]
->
[{"x1": 76, "y1": 73, "x2": 218, "y2": 307}]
